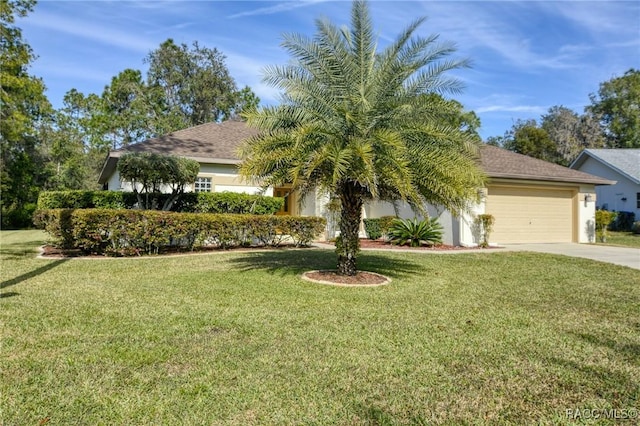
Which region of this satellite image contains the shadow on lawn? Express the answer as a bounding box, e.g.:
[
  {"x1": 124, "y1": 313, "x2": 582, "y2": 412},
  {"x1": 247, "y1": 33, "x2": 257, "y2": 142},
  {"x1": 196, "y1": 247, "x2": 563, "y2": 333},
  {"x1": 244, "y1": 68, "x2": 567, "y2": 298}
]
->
[
  {"x1": 570, "y1": 331, "x2": 640, "y2": 363},
  {"x1": 1, "y1": 259, "x2": 69, "y2": 291},
  {"x1": 228, "y1": 248, "x2": 423, "y2": 280}
]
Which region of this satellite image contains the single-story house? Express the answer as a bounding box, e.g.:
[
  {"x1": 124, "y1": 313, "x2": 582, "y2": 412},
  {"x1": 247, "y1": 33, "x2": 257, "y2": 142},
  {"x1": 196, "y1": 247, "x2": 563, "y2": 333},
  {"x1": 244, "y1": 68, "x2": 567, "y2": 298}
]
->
[
  {"x1": 98, "y1": 121, "x2": 614, "y2": 245},
  {"x1": 570, "y1": 149, "x2": 640, "y2": 218}
]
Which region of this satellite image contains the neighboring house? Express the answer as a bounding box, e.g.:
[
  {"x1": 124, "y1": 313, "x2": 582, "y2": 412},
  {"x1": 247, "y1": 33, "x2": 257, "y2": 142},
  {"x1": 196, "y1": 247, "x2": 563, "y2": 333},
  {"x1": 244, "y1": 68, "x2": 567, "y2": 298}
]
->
[
  {"x1": 570, "y1": 149, "x2": 640, "y2": 218},
  {"x1": 98, "y1": 121, "x2": 614, "y2": 245}
]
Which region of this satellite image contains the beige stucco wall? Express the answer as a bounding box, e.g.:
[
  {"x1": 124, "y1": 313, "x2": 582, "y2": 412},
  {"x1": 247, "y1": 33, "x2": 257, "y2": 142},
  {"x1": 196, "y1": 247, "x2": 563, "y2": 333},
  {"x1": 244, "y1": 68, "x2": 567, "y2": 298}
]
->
[{"x1": 455, "y1": 181, "x2": 597, "y2": 246}]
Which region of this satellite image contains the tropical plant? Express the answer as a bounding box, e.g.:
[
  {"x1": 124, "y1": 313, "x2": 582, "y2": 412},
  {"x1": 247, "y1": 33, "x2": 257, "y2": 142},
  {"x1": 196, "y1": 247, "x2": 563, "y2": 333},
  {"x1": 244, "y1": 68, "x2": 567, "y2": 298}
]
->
[
  {"x1": 239, "y1": 0, "x2": 485, "y2": 275},
  {"x1": 388, "y1": 217, "x2": 443, "y2": 247}
]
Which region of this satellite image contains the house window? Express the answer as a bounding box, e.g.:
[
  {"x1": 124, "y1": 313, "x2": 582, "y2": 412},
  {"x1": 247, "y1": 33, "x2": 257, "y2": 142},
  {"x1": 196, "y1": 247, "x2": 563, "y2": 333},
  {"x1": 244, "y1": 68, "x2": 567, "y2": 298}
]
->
[
  {"x1": 637, "y1": 192, "x2": 640, "y2": 209},
  {"x1": 194, "y1": 177, "x2": 212, "y2": 193}
]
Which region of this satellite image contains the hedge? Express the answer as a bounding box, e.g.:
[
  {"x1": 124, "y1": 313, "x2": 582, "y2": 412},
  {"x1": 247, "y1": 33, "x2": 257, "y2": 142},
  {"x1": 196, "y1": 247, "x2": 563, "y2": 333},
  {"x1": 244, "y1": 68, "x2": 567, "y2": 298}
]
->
[
  {"x1": 34, "y1": 209, "x2": 326, "y2": 256},
  {"x1": 363, "y1": 216, "x2": 396, "y2": 240},
  {"x1": 37, "y1": 190, "x2": 284, "y2": 215}
]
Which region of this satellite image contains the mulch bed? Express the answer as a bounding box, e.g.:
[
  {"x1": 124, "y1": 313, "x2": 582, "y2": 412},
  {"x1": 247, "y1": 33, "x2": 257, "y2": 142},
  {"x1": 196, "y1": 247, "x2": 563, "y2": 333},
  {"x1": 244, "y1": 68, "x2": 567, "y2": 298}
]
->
[
  {"x1": 38, "y1": 243, "x2": 311, "y2": 259},
  {"x1": 330, "y1": 238, "x2": 500, "y2": 251}
]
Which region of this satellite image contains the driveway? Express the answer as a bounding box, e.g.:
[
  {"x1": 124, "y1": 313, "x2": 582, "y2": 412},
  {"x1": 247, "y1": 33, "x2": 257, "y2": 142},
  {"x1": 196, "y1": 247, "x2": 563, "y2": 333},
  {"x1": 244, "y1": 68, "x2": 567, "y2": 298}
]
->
[{"x1": 502, "y1": 243, "x2": 640, "y2": 270}]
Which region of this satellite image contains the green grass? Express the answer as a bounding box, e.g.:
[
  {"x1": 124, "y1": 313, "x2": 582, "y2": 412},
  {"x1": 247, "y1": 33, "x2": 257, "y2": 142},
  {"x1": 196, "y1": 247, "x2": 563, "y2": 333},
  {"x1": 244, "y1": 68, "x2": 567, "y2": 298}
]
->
[
  {"x1": 2, "y1": 230, "x2": 639, "y2": 425},
  {"x1": 599, "y1": 231, "x2": 640, "y2": 249}
]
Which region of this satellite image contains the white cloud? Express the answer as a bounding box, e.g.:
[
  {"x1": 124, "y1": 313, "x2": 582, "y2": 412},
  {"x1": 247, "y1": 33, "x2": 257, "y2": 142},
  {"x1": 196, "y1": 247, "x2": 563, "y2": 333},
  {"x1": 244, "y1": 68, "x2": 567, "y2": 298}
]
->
[
  {"x1": 476, "y1": 105, "x2": 547, "y2": 115},
  {"x1": 226, "y1": 0, "x2": 329, "y2": 19},
  {"x1": 25, "y1": 11, "x2": 156, "y2": 53}
]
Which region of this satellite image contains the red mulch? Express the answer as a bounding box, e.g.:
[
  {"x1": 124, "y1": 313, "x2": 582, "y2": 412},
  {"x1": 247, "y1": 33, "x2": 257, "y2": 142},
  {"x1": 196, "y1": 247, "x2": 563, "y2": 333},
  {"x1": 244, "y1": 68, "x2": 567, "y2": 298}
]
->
[
  {"x1": 330, "y1": 239, "x2": 499, "y2": 251},
  {"x1": 38, "y1": 243, "x2": 309, "y2": 258},
  {"x1": 304, "y1": 270, "x2": 389, "y2": 285}
]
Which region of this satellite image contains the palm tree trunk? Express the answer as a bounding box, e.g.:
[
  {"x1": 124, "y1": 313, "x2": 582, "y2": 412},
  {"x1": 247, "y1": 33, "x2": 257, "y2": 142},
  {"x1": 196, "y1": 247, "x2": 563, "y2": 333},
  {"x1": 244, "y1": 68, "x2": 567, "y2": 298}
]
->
[{"x1": 336, "y1": 183, "x2": 362, "y2": 276}]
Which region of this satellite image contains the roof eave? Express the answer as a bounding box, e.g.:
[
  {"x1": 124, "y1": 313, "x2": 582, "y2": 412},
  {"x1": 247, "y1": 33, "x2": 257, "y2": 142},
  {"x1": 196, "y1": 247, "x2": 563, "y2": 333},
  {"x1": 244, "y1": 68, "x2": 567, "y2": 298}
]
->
[
  {"x1": 487, "y1": 172, "x2": 616, "y2": 186},
  {"x1": 571, "y1": 150, "x2": 640, "y2": 185}
]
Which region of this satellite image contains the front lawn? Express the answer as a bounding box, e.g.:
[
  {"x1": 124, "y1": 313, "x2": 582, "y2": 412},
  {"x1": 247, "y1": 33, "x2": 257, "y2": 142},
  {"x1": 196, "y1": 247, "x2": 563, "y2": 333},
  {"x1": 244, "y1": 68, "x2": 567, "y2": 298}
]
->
[
  {"x1": 2, "y1": 230, "x2": 639, "y2": 424},
  {"x1": 599, "y1": 231, "x2": 640, "y2": 249}
]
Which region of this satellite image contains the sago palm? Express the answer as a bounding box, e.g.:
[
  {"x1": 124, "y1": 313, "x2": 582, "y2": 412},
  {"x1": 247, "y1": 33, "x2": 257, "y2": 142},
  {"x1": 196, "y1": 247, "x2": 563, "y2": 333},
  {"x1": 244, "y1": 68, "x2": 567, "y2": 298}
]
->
[{"x1": 239, "y1": 0, "x2": 486, "y2": 275}]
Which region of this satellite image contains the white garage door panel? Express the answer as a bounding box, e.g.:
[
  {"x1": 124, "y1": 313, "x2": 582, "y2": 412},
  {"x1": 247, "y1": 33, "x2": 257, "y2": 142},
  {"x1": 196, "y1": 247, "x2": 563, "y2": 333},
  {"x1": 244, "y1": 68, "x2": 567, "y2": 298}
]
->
[{"x1": 486, "y1": 186, "x2": 574, "y2": 243}]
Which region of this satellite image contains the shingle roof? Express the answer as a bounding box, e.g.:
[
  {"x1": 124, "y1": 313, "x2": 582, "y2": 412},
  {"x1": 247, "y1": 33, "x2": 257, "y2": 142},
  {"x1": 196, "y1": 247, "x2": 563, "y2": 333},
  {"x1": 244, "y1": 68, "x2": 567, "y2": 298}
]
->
[
  {"x1": 480, "y1": 145, "x2": 614, "y2": 185},
  {"x1": 98, "y1": 121, "x2": 615, "y2": 186},
  {"x1": 570, "y1": 148, "x2": 640, "y2": 184},
  {"x1": 115, "y1": 120, "x2": 257, "y2": 161},
  {"x1": 98, "y1": 120, "x2": 258, "y2": 183}
]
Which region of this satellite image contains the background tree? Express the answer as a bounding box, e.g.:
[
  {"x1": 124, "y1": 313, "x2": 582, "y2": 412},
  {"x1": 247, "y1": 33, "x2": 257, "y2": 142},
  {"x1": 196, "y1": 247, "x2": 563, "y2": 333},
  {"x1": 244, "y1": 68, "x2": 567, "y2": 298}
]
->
[
  {"x1": 587, "y1": 69, "x2": 639, "y2": 148},
  {"x1": 240, "y1": 0, "x2": 485, "y2": 275},
  {"x1": 0, "y1": 0, "x2": 53, "y2": 227},
  {"x1": 489, "y1": 107, "x2": 606, "y2": 165},
  {"x1": 145, "y1": 39, "x2": 246, "y2": 128},
  {"x1": 540, "y1": 106, "x2": 605, "y2": 165},
  {"x1": 501, "y1": 119, "x2": 560, "y2": 164},
  {"x1": 101, "y1": 69, "x2": 154, "y2": 149}
]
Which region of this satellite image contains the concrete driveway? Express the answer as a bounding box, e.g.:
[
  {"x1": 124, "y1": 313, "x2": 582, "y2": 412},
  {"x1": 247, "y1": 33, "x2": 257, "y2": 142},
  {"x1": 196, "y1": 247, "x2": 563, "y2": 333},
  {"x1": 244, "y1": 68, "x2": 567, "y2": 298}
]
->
[{"x1": 502, "y1": 243, "x2": 640, "y2": 270}]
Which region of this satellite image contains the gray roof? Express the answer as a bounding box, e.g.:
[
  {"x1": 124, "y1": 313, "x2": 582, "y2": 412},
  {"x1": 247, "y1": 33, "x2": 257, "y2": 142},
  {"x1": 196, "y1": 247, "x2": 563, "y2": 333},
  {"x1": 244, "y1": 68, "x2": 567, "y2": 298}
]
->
[
  {"x1": 98, "y1": 121, "x2": 615, "y2": 186},
  {"x1": 570, "y1": 149, "x2": 640, "y2": 184},
  {"x1": 480, "y1": 145, "x2": 614, "y2": 185},
  {"x1": 98, "y1": 120, "x2": 258, "y2": 183}
]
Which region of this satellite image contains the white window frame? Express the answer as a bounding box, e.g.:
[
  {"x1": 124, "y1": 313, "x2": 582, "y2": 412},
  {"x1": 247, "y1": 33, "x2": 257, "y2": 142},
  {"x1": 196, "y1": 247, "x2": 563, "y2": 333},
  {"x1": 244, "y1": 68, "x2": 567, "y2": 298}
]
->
[{"x1": 194, "y1": 177, "x2": 213, "y2": 193}]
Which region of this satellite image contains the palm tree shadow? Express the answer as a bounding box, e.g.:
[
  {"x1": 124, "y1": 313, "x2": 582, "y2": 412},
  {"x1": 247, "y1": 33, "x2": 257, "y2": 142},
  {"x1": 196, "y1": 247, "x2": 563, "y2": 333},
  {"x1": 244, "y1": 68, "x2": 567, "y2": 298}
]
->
[
  {"x1": 228, "y1": 248, "x2": 422, "y2": 280},
  {"x1": 1, "y1": 259, "x2": 69, "y2": 291}
]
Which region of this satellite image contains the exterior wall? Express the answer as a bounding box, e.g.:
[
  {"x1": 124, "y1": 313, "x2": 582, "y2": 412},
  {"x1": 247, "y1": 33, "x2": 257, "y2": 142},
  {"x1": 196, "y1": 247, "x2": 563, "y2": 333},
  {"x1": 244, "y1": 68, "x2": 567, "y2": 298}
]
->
[
  {"x1": 364, "y1": 201, "x2": 456, "y2": 245},
  {"x1": 575, "y1": 157, "x2": 639, "y2": 218},
  {"x1": 105, "y1": 163, "x2": 272, "y2": 196},
  {"x1": 577, "y1": 184, "x2": 597, "y2": 243}
]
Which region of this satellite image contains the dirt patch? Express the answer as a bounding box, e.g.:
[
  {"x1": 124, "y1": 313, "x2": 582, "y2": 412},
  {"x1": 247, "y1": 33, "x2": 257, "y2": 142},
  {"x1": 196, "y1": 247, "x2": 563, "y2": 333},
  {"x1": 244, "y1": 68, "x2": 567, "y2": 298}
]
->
[{"x1": 302, "y1": 270, "x2": 391, "y2": 287}]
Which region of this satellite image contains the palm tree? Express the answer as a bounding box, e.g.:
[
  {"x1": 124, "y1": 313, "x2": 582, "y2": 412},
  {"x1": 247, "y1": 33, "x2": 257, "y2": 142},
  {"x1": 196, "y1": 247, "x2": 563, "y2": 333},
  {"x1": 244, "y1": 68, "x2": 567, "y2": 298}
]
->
[{"x1": 239, "y1": 0, "x2": 486, "y2": 275}]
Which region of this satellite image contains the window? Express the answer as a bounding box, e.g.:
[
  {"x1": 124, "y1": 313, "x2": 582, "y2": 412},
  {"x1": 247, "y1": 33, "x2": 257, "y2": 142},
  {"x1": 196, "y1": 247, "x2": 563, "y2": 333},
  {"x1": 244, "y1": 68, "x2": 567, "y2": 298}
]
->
[
  {"x1": 194, "y1": 177, "x2": 212, "y2": 193},
  {"x1": 637, "y1": 192, "x2": 640, "y2": 209}
]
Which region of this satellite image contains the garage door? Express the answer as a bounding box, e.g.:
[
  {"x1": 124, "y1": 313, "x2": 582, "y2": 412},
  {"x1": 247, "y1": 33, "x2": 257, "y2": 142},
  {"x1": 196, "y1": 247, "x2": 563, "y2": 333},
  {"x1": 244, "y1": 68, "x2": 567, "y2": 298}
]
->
[{"x1": 485, "y1": 186, "x2": 575, "y2": 243}]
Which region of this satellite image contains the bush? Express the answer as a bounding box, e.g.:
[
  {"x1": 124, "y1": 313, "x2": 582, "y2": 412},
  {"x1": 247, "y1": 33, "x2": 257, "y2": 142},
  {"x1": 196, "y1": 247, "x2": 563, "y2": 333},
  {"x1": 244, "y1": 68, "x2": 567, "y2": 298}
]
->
[
  {"x1": 610, "y1": 211, "x2": 635, "y2": 232},
  {"x1": 631, "y1": 221, "x2": 640, "y2": 234},
  {"x1": 595, "y1": 210, "x2": 616, "y2": 243},
  {"x1": 34, "y1": 209, "x2": 326, "y2": 256},
  {"x1": 363, "y1": 216, "x2": 397, "y2": 240},
  {"x1": 192, "y1": 192, "x2": 284, "y2": 215},
  {"x1": 363, "y1": 218, "x2": 382, "y2": 240},
  {"x1": 37, "y1": 190, "x2": 127, "y2": 210},
  {"x1": 388, "y1": 217, "x2": 443, "y2": 247},
  {"x1": 1, "y1": 203, "x2": 37, "y2": 229},
  {"x1": 37, "y1": 190, "x2": 284, "y2": 215}
]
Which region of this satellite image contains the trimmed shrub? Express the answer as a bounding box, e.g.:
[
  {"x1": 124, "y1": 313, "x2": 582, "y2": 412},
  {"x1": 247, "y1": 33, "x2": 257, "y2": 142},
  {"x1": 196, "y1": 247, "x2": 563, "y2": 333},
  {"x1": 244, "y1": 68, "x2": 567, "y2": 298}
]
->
[
  {"x1": 363, "y1": 218, "x2": 382, "y2": 240},
  {"x1": 33, "y1": 209, "x2": 76, "y2": 248},
  {"x1": 34, "y1": 209, "x2": 326, "y2": 256},
  {"x1": 595, "y1": 209, "x2": 616, "y2": 243},
  {"x1": 192, "y1": 192, "x2": 284, "y2": 215},
  {"x1": 37, "y1": 190, "x2": 283, "y2": 215},
  {"x1": 609, "y1": 211, "x2": 635, "y2": 232},
  {"x1": 363, "y1": 216, "x2": 397, "y2": 240},
  {"x1": 37, "y1": 190, "x2": 127, "y2": 210},
  {"x1": 631, "y1": 221, "x2": 640, "y2": 234},
  {"x1": 388, "y1": 217, "x2": 443, "y2": 247}
]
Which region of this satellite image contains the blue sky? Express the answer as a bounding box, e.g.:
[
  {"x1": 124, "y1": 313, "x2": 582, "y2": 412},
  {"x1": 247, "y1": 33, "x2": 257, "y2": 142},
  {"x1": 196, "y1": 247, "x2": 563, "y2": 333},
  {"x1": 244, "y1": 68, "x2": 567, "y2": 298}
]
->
[{"x1": 18, "y1": 0, "x2": 640, "y2": 139}]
